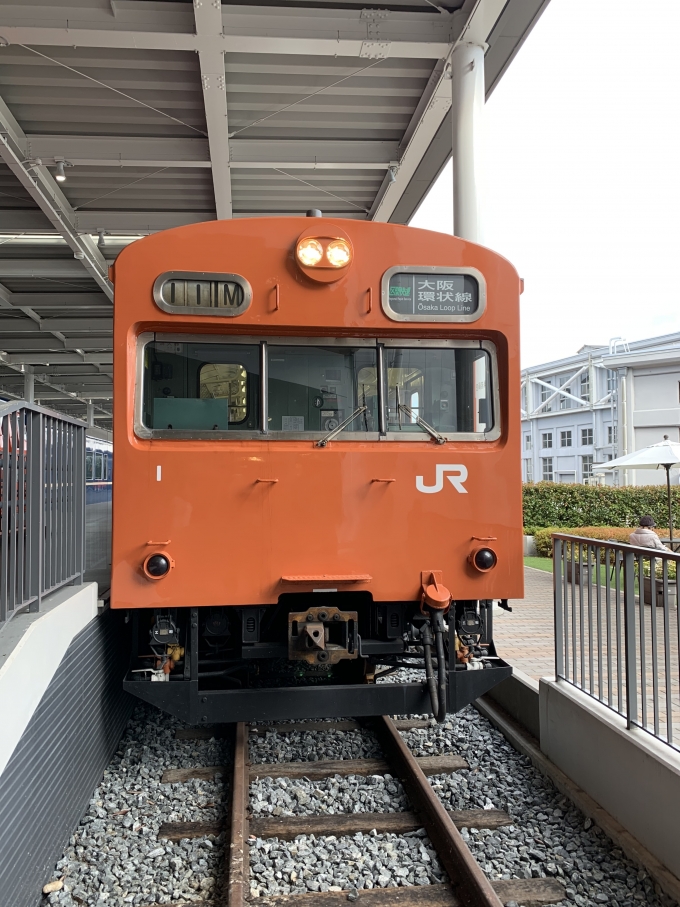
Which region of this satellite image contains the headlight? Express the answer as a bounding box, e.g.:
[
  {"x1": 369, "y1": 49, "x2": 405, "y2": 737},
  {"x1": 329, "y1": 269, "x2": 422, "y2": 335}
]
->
[
  {"x1": 469, "y1": 547, "x2": 498, "y2": 572},
  {"x1": 296, "y1": 238, "x2": 324, "y2": 267},
  {"x1": 326, "y1": 239, "x2": 352, "y2": 268},
  {"x1": 143, "y1": 552, "x2": 173, "y2": 580}
]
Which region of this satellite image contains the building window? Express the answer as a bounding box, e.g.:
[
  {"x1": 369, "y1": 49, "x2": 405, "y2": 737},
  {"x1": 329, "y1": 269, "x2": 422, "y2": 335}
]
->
[
  {"x1": 560, "y1": 430, "x2": 572, "y2": 447},
  {"x1": 607, "y1": 425, "x2": 617, "y2": 444},
  {"x1": 541, "y1": 432, "x2": 553, "y2": 449},
  {"x1": 580, "y1": 372, "x2": 590, "y2": 402},
  {"x1": 524, "y1": 434, "x2": 532, "y2": 451},
  {"x1": 542, "y1": 457, "x2": 554, "y2": 482},
  {"x1": 607, "y1": 370, "x2": 616, "y2": 393},
  {"x1": 524, "y1": 459, "x2": 533, "y2": 482},
  {"x1": 581, "y1": 427, "x2": 593, "y2": 446},
  {"x1": 559, "y1": 376, "x2": 571, "y2": 410},
  {"x1": 540, "y1": 382, "x2": 552, "y2": 412},
  {"x1": 582, "y1": 455, "x2": 593, "y2": 481}
]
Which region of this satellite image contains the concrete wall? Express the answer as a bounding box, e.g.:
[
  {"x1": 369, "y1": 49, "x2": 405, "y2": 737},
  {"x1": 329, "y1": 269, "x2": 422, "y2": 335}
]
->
[
  {"x1": 540, "y1": 678, "x2": 680, "y2": 880},
  {"x1": 487, "y1": 667, "x2": 540, "y2": 740},
  {"x1": 0, "y1": 586, "x2": 134, "y2": 907}
]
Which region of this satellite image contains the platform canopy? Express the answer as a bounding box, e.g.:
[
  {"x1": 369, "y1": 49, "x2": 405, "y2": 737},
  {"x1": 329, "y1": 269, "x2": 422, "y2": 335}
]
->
[{"x1": 0, "y1": 0, "x2": 548, "y2": 427}]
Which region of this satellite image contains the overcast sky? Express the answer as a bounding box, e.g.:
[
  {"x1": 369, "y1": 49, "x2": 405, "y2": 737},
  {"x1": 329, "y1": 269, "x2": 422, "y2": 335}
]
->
[{"x1": 410, "y1": 0, "x2": 680, "y2": 369}]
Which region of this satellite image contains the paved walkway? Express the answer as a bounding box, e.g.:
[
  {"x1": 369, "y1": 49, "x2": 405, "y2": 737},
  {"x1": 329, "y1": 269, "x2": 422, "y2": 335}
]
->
[{"x1": 494, "y1": 567, "x2": 556, "y2": 681}]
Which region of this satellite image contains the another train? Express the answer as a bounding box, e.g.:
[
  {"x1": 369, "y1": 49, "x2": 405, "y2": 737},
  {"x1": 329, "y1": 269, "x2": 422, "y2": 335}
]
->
[{"x1": 112, "y1": 216, "x2": 523, "y2": 724}]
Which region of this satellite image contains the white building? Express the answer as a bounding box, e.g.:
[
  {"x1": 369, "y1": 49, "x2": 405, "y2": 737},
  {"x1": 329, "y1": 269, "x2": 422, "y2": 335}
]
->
[{"x1": 521, "y1": 333, "x2": 680, "y2": 486}]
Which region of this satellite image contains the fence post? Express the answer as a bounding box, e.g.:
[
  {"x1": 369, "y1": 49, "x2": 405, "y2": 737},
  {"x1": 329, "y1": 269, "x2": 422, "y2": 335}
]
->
[
  {"x1": 27, "y1": 410, "x2": 44, "y2": 612},
  {"x1": 623, "y1": 549, "x2": 637, "y2": 729},
  {"x1": 74, "y1": 424, "x2": 85, "y2": 584},
  {"x1": 554, "y1": 537, "x2": 564, "y2": 679}
]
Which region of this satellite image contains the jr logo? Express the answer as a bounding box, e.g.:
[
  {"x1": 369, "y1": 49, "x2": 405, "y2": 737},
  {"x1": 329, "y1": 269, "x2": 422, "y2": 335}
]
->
[{"x1": 415, "y1": 464, "x2": 468, "y2": 494}]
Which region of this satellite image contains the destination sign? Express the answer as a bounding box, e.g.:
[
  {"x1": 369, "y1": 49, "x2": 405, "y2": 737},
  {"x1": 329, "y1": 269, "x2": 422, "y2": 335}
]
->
[{"x1": 386, "y1": 271, "x2": 480, "y2": 319}]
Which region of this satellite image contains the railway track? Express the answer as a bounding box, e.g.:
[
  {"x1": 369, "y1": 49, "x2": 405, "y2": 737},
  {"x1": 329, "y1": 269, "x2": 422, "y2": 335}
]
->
[{"x1": 156, "y1": 717, "x2": 565, "y2": 907}]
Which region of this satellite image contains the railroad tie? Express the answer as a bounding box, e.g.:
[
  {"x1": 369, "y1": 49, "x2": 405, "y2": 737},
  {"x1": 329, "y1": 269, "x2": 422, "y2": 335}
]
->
[
  {"x1": 161, "y1": 753, "x2": 468, "y2": 785},
  {"x1": 158, "y1": 808, "x2": 512, "y2": 842}
]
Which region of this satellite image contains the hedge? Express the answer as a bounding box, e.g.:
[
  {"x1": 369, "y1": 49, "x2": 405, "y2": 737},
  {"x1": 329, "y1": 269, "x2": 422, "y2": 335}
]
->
[
  {"x1": 533, "y1": 526, "x2": 633, "y2": 558},
  {"x1": 523, "y1": 482, "x2": 679, "y2": 533}
]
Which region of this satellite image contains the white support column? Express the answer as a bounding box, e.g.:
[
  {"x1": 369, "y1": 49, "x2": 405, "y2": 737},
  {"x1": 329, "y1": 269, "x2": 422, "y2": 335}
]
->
[
  {"x1": 24, "y1": 367, "x2": 34, "y2": 404},
  {"x1": 86, "y1": 401, "x2": 95, "y2": 428},
  {"x1": 451, "y1": 42, "x2": 485, "y2": 242}
]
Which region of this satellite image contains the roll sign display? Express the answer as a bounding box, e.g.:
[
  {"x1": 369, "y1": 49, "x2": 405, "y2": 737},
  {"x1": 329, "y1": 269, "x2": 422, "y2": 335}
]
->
[{"x1": 381, "y1": 266, "x2": 485, "y2": 323}]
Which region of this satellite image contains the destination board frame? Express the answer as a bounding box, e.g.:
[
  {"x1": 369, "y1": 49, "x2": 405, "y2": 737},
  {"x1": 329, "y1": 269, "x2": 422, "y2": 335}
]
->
[{"x1": 380, "y1": 265, "x2": 486, "y2": 323}]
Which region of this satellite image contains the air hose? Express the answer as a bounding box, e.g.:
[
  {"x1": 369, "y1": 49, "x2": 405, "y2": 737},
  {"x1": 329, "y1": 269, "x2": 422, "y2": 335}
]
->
[{"x1": 422, "y1": 616, "x2": 448, "y2": 723}]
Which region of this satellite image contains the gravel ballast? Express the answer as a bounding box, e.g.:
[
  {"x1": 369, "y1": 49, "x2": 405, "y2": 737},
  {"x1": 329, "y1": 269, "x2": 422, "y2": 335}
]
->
[
  {"x1": 249, "y1": 727, "x2": 381, "y2": 764},
  {"x1": 42, "y1": 705, "x2": 230, "y2": 907},
  {"x1": 42, "y1": 681, "x2": 678, "y2": 907},
  {"x1": 249, "y1": 829, "x2": 443, "y2": 897}
]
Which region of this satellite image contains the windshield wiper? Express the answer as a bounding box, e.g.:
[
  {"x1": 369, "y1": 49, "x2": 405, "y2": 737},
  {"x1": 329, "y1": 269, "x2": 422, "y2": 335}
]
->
[
  {"x1": 398, "y1": 403, "x2": 446, "y2": 445},
  {"x1": 317, "y1": 405, "x2": 367, "y2": 447}
]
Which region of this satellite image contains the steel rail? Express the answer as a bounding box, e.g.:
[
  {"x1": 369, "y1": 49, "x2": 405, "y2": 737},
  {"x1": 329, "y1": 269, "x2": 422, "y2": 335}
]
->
[
  {"x1": 373, "y1": 714, "x2": 504, "y2": 907},
  {"x1": 226, "y1": 722, "x2": 249, "y2": 907}
]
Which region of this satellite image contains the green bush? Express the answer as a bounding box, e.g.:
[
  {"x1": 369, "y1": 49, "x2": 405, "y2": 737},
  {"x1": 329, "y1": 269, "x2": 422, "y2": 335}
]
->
[
  {"x1": 534, "y1": 526, "x2": 633, "y2": 558},
  {"x1": 523, "y1": 482, "x2": 678, "y2": 531}
]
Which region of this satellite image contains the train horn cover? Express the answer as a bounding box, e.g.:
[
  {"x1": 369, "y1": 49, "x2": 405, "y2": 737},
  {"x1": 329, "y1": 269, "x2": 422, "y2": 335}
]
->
[{"x1": 295, "y1": 225, "x2": 353, "y2": 283}]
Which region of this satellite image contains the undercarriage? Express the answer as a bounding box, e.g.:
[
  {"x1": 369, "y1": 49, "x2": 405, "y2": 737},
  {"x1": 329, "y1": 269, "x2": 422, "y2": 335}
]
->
[{"x1": 123, "y1": 592, "x2": 511, "y2": 723}]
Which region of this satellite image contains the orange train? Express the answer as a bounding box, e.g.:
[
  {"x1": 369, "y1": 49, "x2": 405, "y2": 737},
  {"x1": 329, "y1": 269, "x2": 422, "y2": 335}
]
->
[{"x1": 112, "y1": 215, "x2": 523, "y2": 724}]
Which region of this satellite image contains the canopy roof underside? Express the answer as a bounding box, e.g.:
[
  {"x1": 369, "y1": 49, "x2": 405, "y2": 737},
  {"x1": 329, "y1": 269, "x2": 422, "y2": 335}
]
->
[{"x1": 0, "y1": 0, "x2": 549, "y2": 427}]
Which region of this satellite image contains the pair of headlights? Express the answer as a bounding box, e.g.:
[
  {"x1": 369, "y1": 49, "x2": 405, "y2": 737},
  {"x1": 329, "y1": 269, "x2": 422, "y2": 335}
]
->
[{"x1": 296, "y1": 237, "x2": 352, "y2": 269}]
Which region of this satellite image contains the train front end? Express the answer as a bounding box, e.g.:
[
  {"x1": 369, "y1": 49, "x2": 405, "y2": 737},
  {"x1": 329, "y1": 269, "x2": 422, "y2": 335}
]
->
[{"x1": 112, "y1": 217, "x2": 523, "y2": 724}]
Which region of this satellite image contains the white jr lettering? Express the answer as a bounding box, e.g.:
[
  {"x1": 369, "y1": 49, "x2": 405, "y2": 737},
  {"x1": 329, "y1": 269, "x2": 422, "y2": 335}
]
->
[{"x1": 415, "y1": 464, "x2": 468, "y2": 494}]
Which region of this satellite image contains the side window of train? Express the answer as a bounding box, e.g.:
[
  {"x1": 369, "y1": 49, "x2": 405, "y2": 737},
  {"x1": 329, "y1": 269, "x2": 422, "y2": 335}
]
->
[
  {"x1": 267, "y1": 346, "x2": 378, "y2": 434},
  {"x1": 94, "y1": 451, "x2": 104, "y2": 481},
  {"x1": 86, "y1": 451, "x2": 94, "y2": 482},
  {"x1": 142, "y1": 341, "x2": 260, "y2": 432},
  {"x1": 385, "y1": 347, "x2": 494, "y2": 436}
]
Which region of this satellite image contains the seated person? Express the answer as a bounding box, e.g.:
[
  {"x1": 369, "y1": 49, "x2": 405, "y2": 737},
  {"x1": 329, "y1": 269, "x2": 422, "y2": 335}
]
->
[{"x1": 629, "y1": 515, "x2": 667, "y2": 550}]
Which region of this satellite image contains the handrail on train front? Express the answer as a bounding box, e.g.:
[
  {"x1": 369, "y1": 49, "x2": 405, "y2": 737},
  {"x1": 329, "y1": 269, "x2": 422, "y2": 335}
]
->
[
  {"x1": 0, "y1": 401, "x2": 86, "y2": 632},
  {"x1": 552, "y1": 532, "x2": 680, "y2": 753}
]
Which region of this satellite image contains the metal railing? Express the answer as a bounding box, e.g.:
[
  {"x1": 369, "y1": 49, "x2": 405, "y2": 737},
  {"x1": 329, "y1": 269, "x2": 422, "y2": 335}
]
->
[
  {"x1": 0, "y1": 401, "x2": 86, "y2": 629},
  {"x1": 554, "y1": 533, "x2": 680, "y2": 751}
]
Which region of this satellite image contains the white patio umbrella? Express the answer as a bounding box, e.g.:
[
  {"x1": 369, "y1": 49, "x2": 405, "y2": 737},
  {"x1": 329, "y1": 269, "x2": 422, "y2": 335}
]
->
[{"x1": 594, "y1": 436, "x2": 680, "y2": 543}]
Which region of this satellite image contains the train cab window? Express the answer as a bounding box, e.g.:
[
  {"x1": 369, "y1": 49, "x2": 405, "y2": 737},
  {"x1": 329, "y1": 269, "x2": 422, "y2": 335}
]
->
[
  {"x1": 385, "y1": 347, "x2": 493, "y2": 435},
  {"x1": 268, "y1": 346, "x2": 378, "y2": 434},
  {"x1": 142, "y1": 341, "x2": 260, "y2": 431},
  {"x1": 199, "y1": 363, "x2": 248, "y2": 423}
]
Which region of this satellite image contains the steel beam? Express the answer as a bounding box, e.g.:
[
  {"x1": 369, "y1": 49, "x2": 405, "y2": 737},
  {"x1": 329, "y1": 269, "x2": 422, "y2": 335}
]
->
[
  {"x1": 26, "y1": 135, "x2": 211, "y2": 169},
  {"x1": 194, "y1": 0, "x2": 232, "y2": 219},
  {"x1": 372, "y1": 0, "x2": 509, "y2": 223},
  {"x1": 0, "y1": 316, "x2": 108, "y2": 335},
  {"x1": 0, "y1": 9, "x2": 453, "y2": 58},
  {"x1": 1, "y1": 353, "x2": 113, "y2": 366},
  {"x1": 0, "y1": 260, "x2": 97, "y2": 278},
  {"x1": 0, "y1": 97, "x2": 112, "y2": 300},
  {"x1": 24, "y1": 136, "x2": 399, "y2": 170},
  {"x1": 1, "y1": 293, "x2": 111, "y2": 310}
]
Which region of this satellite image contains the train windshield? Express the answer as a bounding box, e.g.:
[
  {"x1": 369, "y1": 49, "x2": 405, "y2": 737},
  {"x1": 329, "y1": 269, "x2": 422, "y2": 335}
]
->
[
  {"x1": 268, "y1": 346, "x2": 378, "y2": 434},
  {"x1": 385, "y1": 347, "x2": 493, "y2": 435},
  {"x1": 139, "y1": 338, "x2": 495, "y2": 438}
]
